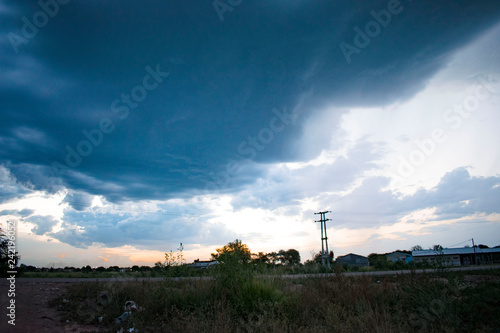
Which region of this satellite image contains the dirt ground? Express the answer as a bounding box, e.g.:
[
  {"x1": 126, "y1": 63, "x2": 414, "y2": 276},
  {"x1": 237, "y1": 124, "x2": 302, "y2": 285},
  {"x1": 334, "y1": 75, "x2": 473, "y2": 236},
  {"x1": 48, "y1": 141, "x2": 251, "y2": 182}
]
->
[{"x1": 0, "y1": 279, "x2": 100, "y2": 333}]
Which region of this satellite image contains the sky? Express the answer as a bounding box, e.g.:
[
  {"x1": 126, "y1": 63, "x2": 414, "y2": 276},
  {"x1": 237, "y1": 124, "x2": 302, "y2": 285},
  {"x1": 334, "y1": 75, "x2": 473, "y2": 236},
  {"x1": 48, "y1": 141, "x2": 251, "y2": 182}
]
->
[{"x1": 1, "y1": 0, "x2": 500, "y2": 268}]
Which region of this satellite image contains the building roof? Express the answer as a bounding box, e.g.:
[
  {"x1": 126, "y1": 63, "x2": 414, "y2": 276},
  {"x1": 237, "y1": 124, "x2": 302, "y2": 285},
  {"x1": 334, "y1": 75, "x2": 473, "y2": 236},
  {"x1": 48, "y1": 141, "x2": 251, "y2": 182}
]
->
[
  {"x1": 386, "y1": 251, "x2": 412, "y2": 257},
  {"x1": 188, "y1": 259, "x2": 220, "y2": 268},
  {"x1": 412, "y1": 247, "x2": 500, "y2": 257},
  {"x1": 336, "y1": 253, "x2": 368, "y2": 260}
]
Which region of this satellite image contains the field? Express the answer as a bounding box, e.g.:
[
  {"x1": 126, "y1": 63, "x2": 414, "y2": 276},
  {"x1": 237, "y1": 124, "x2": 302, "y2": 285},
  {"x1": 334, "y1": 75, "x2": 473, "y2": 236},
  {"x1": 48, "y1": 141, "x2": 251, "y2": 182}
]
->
[{"x1": 47, "y1": 267, "x2": 500, "y2": 333}]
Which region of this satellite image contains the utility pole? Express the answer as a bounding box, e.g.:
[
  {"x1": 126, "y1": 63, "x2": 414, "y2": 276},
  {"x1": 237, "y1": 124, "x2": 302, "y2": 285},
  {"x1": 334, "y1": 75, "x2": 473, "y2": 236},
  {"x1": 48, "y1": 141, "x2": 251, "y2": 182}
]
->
[
  {"x1": 315, "y1": 211, "x2": 331, "y2": 268},
  {"x1": 472, "y1": 238, "x2": 477, "y2": 265}
]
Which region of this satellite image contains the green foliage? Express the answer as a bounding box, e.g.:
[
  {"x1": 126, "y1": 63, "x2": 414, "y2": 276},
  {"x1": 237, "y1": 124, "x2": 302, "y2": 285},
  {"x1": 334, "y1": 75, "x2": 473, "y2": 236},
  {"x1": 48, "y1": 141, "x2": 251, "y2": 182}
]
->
[
  {"x1": 368, "y1": 253, "x2": 390, "y2": 270},
  {"x1": 278, "y1": 249, "x2": 301, "y2": 265},
  {"x1": 210, "y1": 239, "x2": 285, "y2": 319},
  {"x1": 252, "y1": 251, "x2": 269, "y2": 264},
  {"x1": 211, "y1": 239, "x2": 251, "y2": 264},
  {"x1": 232, "y1": 279, "x2": 284, "y2": 315},
  {"x1": 211, "y1": 243, "x2": 254, "y2": 292}
]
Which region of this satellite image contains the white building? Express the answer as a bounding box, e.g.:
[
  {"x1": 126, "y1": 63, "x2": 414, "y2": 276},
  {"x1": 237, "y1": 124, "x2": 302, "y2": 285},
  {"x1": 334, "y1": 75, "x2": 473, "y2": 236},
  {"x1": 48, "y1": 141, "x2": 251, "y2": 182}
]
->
[{"x1": 412, "y1": 247, "x2": 500, "y2": 266}]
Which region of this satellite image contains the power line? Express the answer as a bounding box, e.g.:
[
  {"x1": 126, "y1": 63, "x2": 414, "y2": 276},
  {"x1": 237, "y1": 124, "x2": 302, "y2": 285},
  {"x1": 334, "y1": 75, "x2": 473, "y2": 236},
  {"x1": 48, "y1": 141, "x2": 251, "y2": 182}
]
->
[
  {"x1": 446, "y1": 239, "x2": 472, "y2": 248},
  {"x1": 315, "y1": 211, "x2": 332, "y2": 268}
]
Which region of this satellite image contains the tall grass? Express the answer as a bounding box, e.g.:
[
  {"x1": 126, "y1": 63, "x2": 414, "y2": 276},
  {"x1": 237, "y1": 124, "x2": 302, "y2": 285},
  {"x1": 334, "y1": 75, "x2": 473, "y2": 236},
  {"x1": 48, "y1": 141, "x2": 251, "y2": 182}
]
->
[{"x1": 52, "y1": 268, "x2": 500, "y2": 332}]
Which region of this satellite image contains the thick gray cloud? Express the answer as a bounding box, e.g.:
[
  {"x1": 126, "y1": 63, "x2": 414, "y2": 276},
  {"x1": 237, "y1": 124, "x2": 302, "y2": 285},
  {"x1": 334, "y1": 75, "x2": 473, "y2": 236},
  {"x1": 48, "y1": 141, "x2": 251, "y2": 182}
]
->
[
  {"x1": 327, "y1": 168, "x2": 500, "y2": 228},
  {"x1": 0, "y1": 164, "x2": 31, "y2": 203},
  {"x1": 1, "y1": 1, "x2": 499, "y2": 202},
  {"x1": 62, "y1": 190, "x2": 94, "y2": 211},
  {"x1": 49, "y1": 207, "x2": 236, "y2": 250},
  {"x1": 45, "y1": 167, "x2": 500, "y2": 251},
  {"x1": 0, "y1": 208, "x2": 33, "y2": 217},
  {"x1": 410, "y1": 168, "x2": 500, "y2": 219},
  {"x1": 231, "y1": 139, "x2": 386, "y2": 210},
  {"x1": 27, "y1": 215, "x2": 58, "y2": 236}
]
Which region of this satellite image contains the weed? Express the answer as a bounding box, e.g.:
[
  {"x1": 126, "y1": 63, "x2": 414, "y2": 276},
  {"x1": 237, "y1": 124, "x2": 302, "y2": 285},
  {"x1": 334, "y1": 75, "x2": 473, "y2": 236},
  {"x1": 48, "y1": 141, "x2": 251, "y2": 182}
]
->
[{"x1": 52, "y1": 268, "x2": 500, "y2": 332}]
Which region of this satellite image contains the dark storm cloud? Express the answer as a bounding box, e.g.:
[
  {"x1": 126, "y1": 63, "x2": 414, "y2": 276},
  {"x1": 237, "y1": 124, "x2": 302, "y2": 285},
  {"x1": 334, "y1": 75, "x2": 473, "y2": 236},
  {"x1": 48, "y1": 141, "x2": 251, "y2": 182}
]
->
[
  {"x1": 0, "y1": 164, "x2": 31, "y2": 203},
  {"x1": 1, "y1": 0, "x2": 500, "y2": 202},
  {"x1": 62, "y1": 190, "x2": 94, "y2": 211}
]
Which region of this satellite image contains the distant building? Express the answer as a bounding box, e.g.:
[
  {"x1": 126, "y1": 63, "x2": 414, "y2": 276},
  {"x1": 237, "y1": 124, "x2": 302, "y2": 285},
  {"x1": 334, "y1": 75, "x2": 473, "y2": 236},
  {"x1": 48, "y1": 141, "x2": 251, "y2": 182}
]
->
[
  {"x1": 336, "y1": 253, "x2": 369, "y2": 267},
  {"x1": 412, "y1": 247, "x2": 500, "y2": 266},
  {"x1": 386, "y1": 251, "x2": 413, "y2": 263},
  {"x1": 189, "y1": 259, "x2": 220, "y2": 269}
]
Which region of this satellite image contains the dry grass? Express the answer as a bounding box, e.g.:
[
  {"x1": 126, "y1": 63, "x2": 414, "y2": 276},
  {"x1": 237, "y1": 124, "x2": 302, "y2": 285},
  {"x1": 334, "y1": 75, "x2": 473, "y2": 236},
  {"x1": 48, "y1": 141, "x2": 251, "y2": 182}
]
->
[{"x1": 52, "y1": 269, "x2": 500, "y2": 332}]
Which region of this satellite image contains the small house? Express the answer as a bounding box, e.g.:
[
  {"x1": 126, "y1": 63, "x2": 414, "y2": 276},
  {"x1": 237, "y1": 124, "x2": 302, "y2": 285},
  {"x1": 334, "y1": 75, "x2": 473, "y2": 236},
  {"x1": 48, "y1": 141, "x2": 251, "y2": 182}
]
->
[
  {"x1": 189, "y1": 259, "x2": 220, "y2": 269},
  {"x1": 335, "y1": 253, "x2": 369, "y2": 267}
]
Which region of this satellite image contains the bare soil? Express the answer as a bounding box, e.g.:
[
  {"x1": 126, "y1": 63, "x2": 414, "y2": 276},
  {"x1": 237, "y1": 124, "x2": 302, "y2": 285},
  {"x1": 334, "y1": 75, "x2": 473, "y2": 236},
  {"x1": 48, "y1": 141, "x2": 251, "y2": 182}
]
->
[{"x1": 0, "y1": 279, "x2": 100, "y2": 333}]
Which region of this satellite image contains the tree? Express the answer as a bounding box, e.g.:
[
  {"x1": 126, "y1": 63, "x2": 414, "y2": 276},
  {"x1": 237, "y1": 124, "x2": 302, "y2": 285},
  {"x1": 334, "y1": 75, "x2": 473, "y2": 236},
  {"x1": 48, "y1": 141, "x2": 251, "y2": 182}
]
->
[
  {"x1": 1, "y1": 228, "x2": 20, "y2": 277},
  {"x1": 211, "y1": 240, "x2": 254, "y2": 292},
  {"x1": 82, "y1": 265, "x2": 92, "y2": 273},
  {"x1": 252, "y1": 252, "x2": 269, "y2": 264},
  {"x1": 153, "y1": 261, "x2": 164, "y2": 271},
  {"x1": 432, "y1": 245, "x2": 444, "y2": 253},
  {"x1": 278, "y1": 249, "x2": 301, "y2": 265},
  {"x1": 267, "y1": 251, "x2": 279, "y2": 266},
  {"x1": 368, "y1": 253, "x2": 390, "y2": 270},
  {"x1": 20, "y1": 264, "x2": 38, "y2": 272},
  {"x1": 411, "y1": 245, "x2": 423, "y2": 251},
  {"x1": 211, "y1": 239, "x2": 251, "y2": 264}
]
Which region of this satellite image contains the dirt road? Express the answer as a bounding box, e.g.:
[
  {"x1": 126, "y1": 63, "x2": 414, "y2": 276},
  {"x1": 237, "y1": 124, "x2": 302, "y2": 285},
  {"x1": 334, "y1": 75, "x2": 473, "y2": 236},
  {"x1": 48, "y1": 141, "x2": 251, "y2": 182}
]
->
[{"x1": 0, "y1": 279, "x2": 100, "y2": 333}]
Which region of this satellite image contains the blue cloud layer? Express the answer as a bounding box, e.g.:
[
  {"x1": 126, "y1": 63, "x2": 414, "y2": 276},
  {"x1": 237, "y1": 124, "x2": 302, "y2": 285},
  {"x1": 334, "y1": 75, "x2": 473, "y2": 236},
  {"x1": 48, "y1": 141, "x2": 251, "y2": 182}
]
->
[{"x1": 2, "y1": 0, "x2": 500, "y2": 202}]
